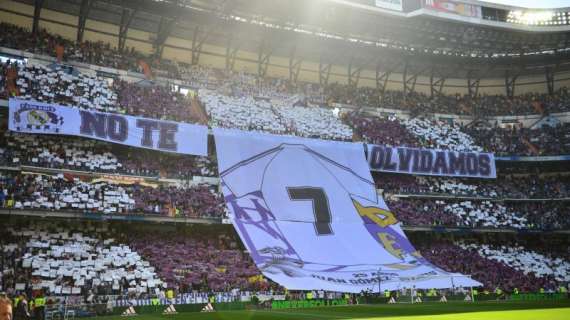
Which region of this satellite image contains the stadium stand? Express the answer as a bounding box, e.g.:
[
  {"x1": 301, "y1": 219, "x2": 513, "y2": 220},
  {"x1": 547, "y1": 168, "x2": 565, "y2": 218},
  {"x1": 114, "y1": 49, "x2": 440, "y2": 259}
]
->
[
  {"x1": 327, "y1": 84, "x2": 570, "y2": 116},
  {"x1": 127, "y1": 231, "x2": 270, "y2": 292},
  {"x1": 401, "y1": 118, "x2": 483, "y2": 152},
  {"x1": 1, "y1": 220, "x2": 568, "y2": 300},
  {"x1": 379, "y1": 174, "x2": 570, "y2": 199},
  {"x1": 0, "y1": 1, "x2": 570, "y2": 316},
  {"x1": 115, "y1": 80, "x2": 202, "y2": 123},
  {"x1": 417, "y1": 240, "x2": 563, "y2": 293},
  {"x1": 200, "y1": 90, "x2": 352, "y2": 139},
  {"x1": 16, "y1": 62, "x2": 119, "y2": 112},
  {"x1": 465, "y1": 124, "x2": 570, "y2": 156},
  {"x1": 380, "y1": 173, "x2": 570, "y2": 229},
  {"x1": 387, "y1": 199, "x2": 529, "y2": 229},
  {"x1": 459, "y1": 243, "x2": 570, "y2": 284},
  {"x1": 0, "y1": 126, "x2": 217, "y2": 179},
  {"x1": 0, "y1": 171, "x2": 224, "y2": 218}
]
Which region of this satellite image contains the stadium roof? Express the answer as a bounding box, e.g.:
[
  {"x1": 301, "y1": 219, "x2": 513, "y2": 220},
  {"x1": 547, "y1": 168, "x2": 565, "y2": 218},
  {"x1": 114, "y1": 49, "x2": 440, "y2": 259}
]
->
[
  {"x1": 480, "y1": 0, "x2": 570, "y2": 9},
  {"x1": 14, "y1": 0, "x2": 570, "y2": 79}
]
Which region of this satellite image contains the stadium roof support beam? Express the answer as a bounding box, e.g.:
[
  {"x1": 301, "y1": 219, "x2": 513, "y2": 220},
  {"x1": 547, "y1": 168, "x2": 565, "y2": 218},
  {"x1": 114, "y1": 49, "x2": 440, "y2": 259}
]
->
[
  {"x1": 376, "y1": 60, "x2": 401, "y2": 101},
  {"x1": 348, "y1": 58, "x2": 362, "y2": 88},
  {"x1": 225, "y1": 34, "x2": 241, "y2": 71},
  {"x1": 118, "y1": 6, "x2": 137, "y2": 53},
  {"x1": 76, "y1": 0, "x2": 94, "y2": 43},
  {"x1": 545, "y1": 67, "x2": 555, "y2": 95},
  {"x1": 192, "y1": 24, "x2": 222, "y2": 65},
  {"x1": 289, "y1": 46, "x2": 303, "y2": 84},
  {"x1": 154, "y1": 14, "x2": 179, "y2": 59},
  {"x1": 403, "y1": 61, "x2": 421, "y2": 99},
  {"x1": 32, "y1": 0, "x2": 45, "y2": 35},
  {"x1": 429, "y1": 66, "x2": 446, "y2": 98},
  {"x1": 467, "y1": 70, "x2": 481, "y2": 99},
  {"x1": 505, "y1": 70, "x2": 518, "y2": 98},
  {"x1": 257, "y1": 40, "x2": 272, "y2": 78},
  {"x1": 192, "y1": 26, "x2": 214, "y2": 65},
  {"x1": 319, "y1": 55, "x2": 333, "y2": 86}
]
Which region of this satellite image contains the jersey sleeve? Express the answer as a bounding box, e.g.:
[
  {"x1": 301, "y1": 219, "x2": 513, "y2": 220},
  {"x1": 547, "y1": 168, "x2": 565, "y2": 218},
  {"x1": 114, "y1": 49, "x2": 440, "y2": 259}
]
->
[
  {"x1": 221, "y1": 147, "x2": 281, "y2": 198},
  {"x1": 312, "y1": 151, "x2": 378, "y2": 204}
]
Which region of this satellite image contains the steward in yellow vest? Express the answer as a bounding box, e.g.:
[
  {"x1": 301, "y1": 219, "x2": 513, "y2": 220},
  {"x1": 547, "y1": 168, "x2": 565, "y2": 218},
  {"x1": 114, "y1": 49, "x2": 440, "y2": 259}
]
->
[{"x1": 34, "y1": 296, "x2": 46, "y2": 320}]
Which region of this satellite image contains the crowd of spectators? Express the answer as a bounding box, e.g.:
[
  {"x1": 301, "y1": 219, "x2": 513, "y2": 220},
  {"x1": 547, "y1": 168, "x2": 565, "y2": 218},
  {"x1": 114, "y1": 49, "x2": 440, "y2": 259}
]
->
[
  {"x1": 15, "y1": 62, "x2": 119, "y2": 112},
  {"x1": 465, "y1": 123, "x2": 570, "y2": 156},
  {"x1": 3, "y1": 57, "x2": 353, "y2": 141},
  {"x1": 3, "y1": 22, "x2": 570, "y2": 153},
  {"x1": 0, "y1": 130, "x2": 217, "y2": 179},
  {"x1": 0, "y1": 22, "x2": 179, "y2": 78},
  {"x1": 2, "y1": 221, "x2": 568, "y2": 299},
  {"x1": 0, "y1": 171, "x2": 134, "y2": 214},
  {"x1": 200, "y1": 90, "x2": 353, "y2": 140},
  {"x1": 127, "y1": 231, "x2": 271, "y2": 293},
  {"x1": 344, "y1": 113, "x2": 419, "y2": 147},
  {"x1": 380, "y1": 173, "x2": 570, "y2": 230},
  {"x1": 1, "y1": 16, "x2": 570, "y2": 307},
  {"x1": 417, "y1": 241, "x2": 563, "y2": 292},
  {"x1": 2, "y1": 155, "x2": 568, "y2": 228},
  {"x1": 2, "y1": 21, "x2": 570, "y2": 121},
  {"x1": 387, "y1": 198, "x2": 529, "y2": 229},
  {"x1": 402, "y1": 118, "x2": 483, "y2": 152},
  {"x1": 115, "y1": 80, "x2": 202, "y2": 123},
  {"x1": 200, "y1": 91, "x2": 288, "y2": 134},
  {"x1": 326, "y1": 83, "x2": 570, "y2": 116},
  {"x1": 7, "y1": 61, "x2": 205, "y2": 125},
  {"x1": 509, "y1": 201, "x2": 570, "y2": 230},
  {"x1": 345, "y1": 113, "x2": 483, "y2": 152},
  {"x1": 459, "y1": 242, "x2": 570, "y2": 284},
  {"x1": 379, "y1": 173, "x2": 570, "y2": 199},
  {"x1": 129, "y1": 184, "x2": 223, "y2": 219},
  {"x1": 0, "y1": 221, "x2": 277, "y2": 299},
  {"x1": 0, "y1": 171, "x2": 225, "y2": 219},
  {"x1": 0, "y1": 59, "x2": 17, "y2": 99},
  {"x1": 388, "y1": 197, "x2": 569, "y2": 230},
  {"x1": 0, "y1": 222, "x2": 164, "y2": 298}
]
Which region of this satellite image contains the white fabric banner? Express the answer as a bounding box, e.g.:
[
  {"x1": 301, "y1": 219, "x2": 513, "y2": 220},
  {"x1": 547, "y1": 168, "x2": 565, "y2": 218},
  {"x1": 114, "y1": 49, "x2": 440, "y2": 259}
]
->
[
  {"x1": 367, "y1": 144, "x2": 497, "y2": 179},
  {"x1": 9, "y1": 99, "x2": 208, "y2": 156},
  {"x1": 214, "y1": 128, "x2": 480, "y2": 293}
]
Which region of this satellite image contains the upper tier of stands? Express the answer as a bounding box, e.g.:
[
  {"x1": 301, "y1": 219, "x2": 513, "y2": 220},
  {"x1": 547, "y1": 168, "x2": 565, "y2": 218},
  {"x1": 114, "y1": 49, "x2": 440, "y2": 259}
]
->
[
  {"x1": 2, "y1": 21, "x2": 570, "y2": 117},
  {"x1": 3, "y1": 57, "x2": 570, "y2": 155},
  {"x1": 0, "y1": 22, "x2": 570, "y2": 155}
]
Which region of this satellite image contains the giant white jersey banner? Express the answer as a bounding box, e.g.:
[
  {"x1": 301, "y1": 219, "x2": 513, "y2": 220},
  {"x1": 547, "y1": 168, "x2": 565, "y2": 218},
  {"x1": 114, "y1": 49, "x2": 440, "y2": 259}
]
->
[
  {"x1": 214, "y1": 128, "x2": 481, "y2": 292},
  {"x1": 9, "y1": 99, "x2": 208, "y2": 156}
]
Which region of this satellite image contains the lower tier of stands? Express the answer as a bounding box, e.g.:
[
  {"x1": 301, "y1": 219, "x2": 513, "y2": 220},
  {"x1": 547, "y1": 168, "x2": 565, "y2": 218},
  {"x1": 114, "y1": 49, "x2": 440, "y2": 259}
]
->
[{"x1": 1, "y1": 219, "x2": 568, "y2": 299}]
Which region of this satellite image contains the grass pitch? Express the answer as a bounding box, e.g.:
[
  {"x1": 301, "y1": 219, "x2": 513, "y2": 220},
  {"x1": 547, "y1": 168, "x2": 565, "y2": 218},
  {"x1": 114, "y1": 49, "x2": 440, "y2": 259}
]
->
[{"x1": 90, "y1": 300, "x2": 570, "y2": 319}]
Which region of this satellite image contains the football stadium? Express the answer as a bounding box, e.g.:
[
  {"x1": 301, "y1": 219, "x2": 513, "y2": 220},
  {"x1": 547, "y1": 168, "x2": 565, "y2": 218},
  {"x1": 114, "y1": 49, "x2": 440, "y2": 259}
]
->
[{"x1": 0, "y1": 0, "x2": 569, "y2": 319}]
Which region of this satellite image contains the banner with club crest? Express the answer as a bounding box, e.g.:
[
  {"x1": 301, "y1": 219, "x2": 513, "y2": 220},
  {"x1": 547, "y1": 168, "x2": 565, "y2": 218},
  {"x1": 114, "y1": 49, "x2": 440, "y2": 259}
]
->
[{"x1": 9, "y1": 99, "x2": 208, "y2": 156}]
